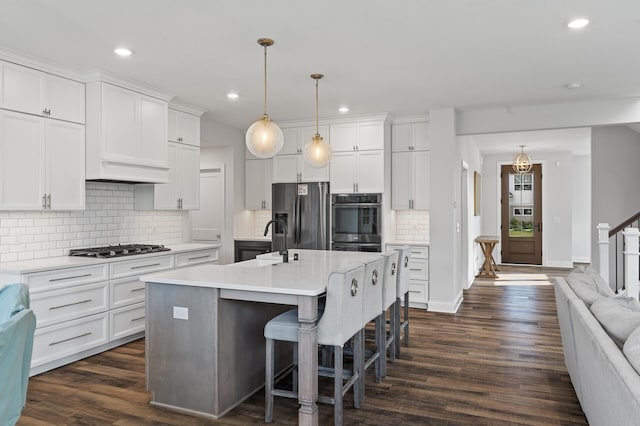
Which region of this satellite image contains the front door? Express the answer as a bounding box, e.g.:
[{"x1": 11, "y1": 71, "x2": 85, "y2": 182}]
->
[{"x1": 501, "y1": 164, "x2": 542, "y2": 264}]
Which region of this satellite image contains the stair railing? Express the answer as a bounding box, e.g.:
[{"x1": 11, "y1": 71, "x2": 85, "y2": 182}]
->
[{"x1": 598, "y1": 211, "x2": 640, "y2": 299}]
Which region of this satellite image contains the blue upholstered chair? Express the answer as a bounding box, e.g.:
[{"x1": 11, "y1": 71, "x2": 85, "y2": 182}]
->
[{"x1": 0, "y1": 283, "x2": 36, "y2": 426}]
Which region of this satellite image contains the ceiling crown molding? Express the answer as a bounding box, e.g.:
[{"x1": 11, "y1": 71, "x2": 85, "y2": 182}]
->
[
  {"x1": 278, "y1": 112, "x2": 391, "y2": 129},
  {"x1": 169, "y1": 99, "x2": 207, "y2": 117},
  {"x1": 82, "y1": 69, "x2": 174, "y2": 101},
  {"x1": 0, "y1": 46, "x2": 85, "y2": 82}
]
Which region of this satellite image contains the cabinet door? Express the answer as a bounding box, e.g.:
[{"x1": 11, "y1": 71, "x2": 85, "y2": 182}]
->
[
  {"x1": 272, "y1": 154, "x2": 299, "y2": 183},
  {"x1": 139, "y1": 95, "x2": 168, "y2": 167},
  {"x1": 178, "y1": 144, "x2": 200, "y2": 210},
  {"x1": 263, "y1": 159, "x2": 273, "y2": 209},
  {"x1": 412, "y1": 122, "x2": 429, "y2": 150},
  {"x1": 46, "y1": 120, "x2": 85, "y2": 210},
  {"x1": 168, "y1": 108, "x2": 178, "y2": 142},
  {"x1": 0, "y1": 61, "x2": 44, "y2": 116},
  {"x1": 329, "y1": 123, "x2": 356, "y2": 152},
  {"x1": 391, "y1": 123, "x2": 411, "y2": 152},
  {"x1": 391, "y1": 152, "x2": 411, "y2": 209},
  {"x1": 245, "y1": 159, "x2": 268, "y2": 209},
  {"x1": 330, "y1": 152, "x2": 355, "y2": 193},
  {"x1": 176, "y1": 111, "x2": 200, "y2": 146},
  {"x1": 153, "y1": 143, "x2": 179, "y2": 209},
  {"x1": 412, "y1": 150, "x2": 430, "y2": 209},
  {"x1": 0, "y1": 111, "x2": 46, "y2": 210},
  {"x1": 44, "y1": 74, "x2": 85, "y2": 124},
  {"x1": 300, "y1": 156, "x2": 329, "y2": 182},
  {"x1": 102, "y1": 83, "x2": 139, "y2": 162},
  {"x1": 280, "y1": 127, "x2": 301, "y2": 155},
  {"x1": 356, "y1": 150, "x2": 384, "y2": 193},
  {"x1": 356, "y1": 121, "x2": 384, "y2": 150}
]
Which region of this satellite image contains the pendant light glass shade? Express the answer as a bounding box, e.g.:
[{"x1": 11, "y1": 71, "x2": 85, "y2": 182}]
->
[
  {"x1": 246, "y1": 38, "x2": 284, "y2": 158},
  {"x1": 512, "y1": 145, "x2": 533, "y2": 174},
  {"x1": 302, "y1": 74, "x2": 332, "y2": 168}
]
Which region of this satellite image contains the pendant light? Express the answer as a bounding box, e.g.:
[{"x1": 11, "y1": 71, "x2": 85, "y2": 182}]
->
[
  {"x1": 302, "y1": 74, "x2": 332, "y2": 168},
  {"x1": 512, "y1": 145, "x2": 533, "y2": 174},
  {"x1": 245, "y1": 38, "x2": 284, "y2": 158}
]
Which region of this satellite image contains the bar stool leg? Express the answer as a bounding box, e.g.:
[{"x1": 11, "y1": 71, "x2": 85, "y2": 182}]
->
[
  {"x1": 265, "y1": 338, "x2": 275, "y2": 423},
  {"x1": 293, "y1": 342, "x2": 298, "y2": 393},
  {"x1": 404, "y1": 292, "x2": 410, "y2": 346},
  {"x1": 377, "y1": 313, "x2": 386, "y2": 380},
  {"x1": 334, "y1": 345, "x2": 344, "y2": 426},
  {"x1": 394, "y1": 299, "x2": 401, "y2": 356},
  {"x1": 374, "y1": 314, "x2": 382, "y2": 383},
  {"x1": 388, "y1": 305, "x2": 396, "y2": 363}
]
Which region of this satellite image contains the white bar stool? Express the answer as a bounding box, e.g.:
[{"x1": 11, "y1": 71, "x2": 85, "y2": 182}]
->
[
  {"x1": 264, "y1": 263, "x2": 366, "y2": 425},
  {"x1": 394, "y1": 246, "x2": 411, "y2": 356},
  {"x1": 380, "y1": 250, "x2": 400, "y2": 378}
]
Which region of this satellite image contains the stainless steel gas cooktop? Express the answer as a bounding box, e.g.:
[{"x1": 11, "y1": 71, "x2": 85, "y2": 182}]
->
[{"x1": 69, "y1": 244, "x2": 170, "y2": 258}]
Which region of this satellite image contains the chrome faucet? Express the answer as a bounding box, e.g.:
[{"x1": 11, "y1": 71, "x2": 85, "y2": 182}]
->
[{"x1": 264, "y1": 219, "x2": 289, "y2": 263}]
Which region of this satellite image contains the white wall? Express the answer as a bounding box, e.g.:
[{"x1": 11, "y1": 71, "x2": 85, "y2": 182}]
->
[
  {"x1": 572, "y1": 155, "x2": 591, "y2": 263},
  {"x1": 459, "y1": 136, "x2": 483, "y2": 287},
  {"x1": 591, "y1": 125, "x2": 640, "y2": 270},
  {"x1": 199, "y1": 118, "x2": 245, "y2": 264},
  {"x1": 481, "y1": 150, "x2": 574, "y2": 268}
]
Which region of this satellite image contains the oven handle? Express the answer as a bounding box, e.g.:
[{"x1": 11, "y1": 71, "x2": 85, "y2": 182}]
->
[
  {"x1": 333, "y1": 243, "x2": 382, "y2": 248},
  {"x1": 332, "y1": 203, "x2": 381, "y2": 207}
]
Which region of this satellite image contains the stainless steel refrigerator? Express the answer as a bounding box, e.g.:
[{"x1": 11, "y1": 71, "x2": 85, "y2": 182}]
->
[{"x1": 271, "y1": 182, "x2": 330, "y2": 251}]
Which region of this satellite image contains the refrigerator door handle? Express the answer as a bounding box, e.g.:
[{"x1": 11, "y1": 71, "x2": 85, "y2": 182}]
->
[{"x1": 295, "y1": 194, "x2": 301, "y2": 244}]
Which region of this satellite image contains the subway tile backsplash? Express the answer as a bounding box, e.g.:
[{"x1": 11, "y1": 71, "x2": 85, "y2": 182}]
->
[
  {"x1": 395, "y1": 210, "x2": 430, "y2": 242},
  {"x1": 254, "y1": 210, "x2": 272, "y2": 236},
  {"x1": 0, "y1": 182, "x2": 187, "y2": 262}
]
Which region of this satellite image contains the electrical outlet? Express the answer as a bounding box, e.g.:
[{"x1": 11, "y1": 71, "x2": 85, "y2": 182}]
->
[{"x1": 173, "y1": 306, "x2": 189, "y2": 320}]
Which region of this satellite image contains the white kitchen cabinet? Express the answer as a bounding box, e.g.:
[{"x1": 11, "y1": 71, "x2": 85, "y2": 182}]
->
[
  {"x1": 330, "y1": 150, "x2": 384, "y2": 193},
  {"x1": 0, "y1": 110, "x2": 85, "y2": 210},
  {"x1": 85, "y1": 81, "x2": 169, "y2": 183},
  {"x1": 392, "y1": 150, "x2": 430, "y2": 209},
  {"x1": 386, "y1": 244, "x2": 429, "y2": 309},
  {"x1": 272, "y1": 154, "x2": 329, "y2": 183},
  {"x1": 329, "y1": 121, "x2": 384, "y2": 152},
  {"x1": 168, "y1": 108, "x2": 200, "y2": 146},
  {"x1": 245, "y1": 158, "x2": 273, "y2": 209},
  {"x1": 0, "y1": 60, "x2": 85, "y2": 124},
  {"x1": 391, "y1": 122, "x2": 429, "y2": 152},
  {"x1": 135, "y1": 143, "x2": 200, "y2": 210}
]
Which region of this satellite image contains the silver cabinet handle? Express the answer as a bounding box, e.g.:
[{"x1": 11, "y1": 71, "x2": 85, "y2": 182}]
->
[
  {"x1": 188, "y1": 255, "x2": 211, "y2": 261},
  {"x1": 49, "y1": 273, "x2": 92, "y2": 282},
  {"x1": 42, "y1": 194, "x2": 47, "y2": 209},
  {"x1": 50, "y1": 332, "x2": 91, "y2": 346},
  {"x1": 130, "y1": 287, "x2": 145, "y2": 292},
  {"x1": 49, "y1": 298, "x2": 92, "y2": 310},
  {"x1": 131, "y1": 316, "x2": 146, "y2": 322},
  {"x1": 130, "y1": 263, "x2": 161, "y2": 270},
  {"x1": 47, "y1": 193, "x2": 51, "y2": 209}
]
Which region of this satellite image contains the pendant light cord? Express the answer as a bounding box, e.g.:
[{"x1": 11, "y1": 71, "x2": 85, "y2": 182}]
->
[
  {"x1": 315, "y1": 78, "x2": 319, "y2": 136},
  {"x1": 263, "y1": 44, "x2": 268, "y2": 117}
]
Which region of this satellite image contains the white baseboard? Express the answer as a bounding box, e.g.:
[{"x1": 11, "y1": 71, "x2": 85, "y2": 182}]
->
[
  {"x1": 572, "y1": 257, "x2": 591, "y2": 264},
  {"x1": 545, "y1": 261, "x2": 575, "y2": 268},
  {"x1": 428, "y1": 291, "x2": 463, "y2": 313}
]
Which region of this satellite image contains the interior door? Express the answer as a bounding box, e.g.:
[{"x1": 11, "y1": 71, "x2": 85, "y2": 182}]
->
[
  {"x1": 190, "y1": 168, "x2": 224, "y2": 245},
  {"x1": 501, "y1": 164, "x2": 542, "y2": 264}
]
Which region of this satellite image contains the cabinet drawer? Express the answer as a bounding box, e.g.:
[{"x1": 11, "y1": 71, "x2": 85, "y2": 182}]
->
[
  {"x1": 31, "y1": 281, "x2": 109, "y2": 328},
  {"x1": 409, "y1": 281, "x2": 428, "y2": 303},
  {"x1": 31, "y1": 312, "x2": 109, "y2": 368},
  {"x1": 110, "y1": 255, "x2": 174, "y2": 279},
  {"x1": 110, "y1": 302, "x2": 146, "y2": 340},
  {"x1": 25, "y1": 264, "x2": 109, "y2": 293},
  {"x1": 408, "y1": 247, "x2": 428, "y2": 259},
  {"x1": 175, "y1": 249, "x2": 219, "y2": 268},
  {"x1": 408, "y1": 258, "x2": 429, "y2": 280},
  {"x1": 111, "y1": 276, "x2": 146, "y2": 309}
]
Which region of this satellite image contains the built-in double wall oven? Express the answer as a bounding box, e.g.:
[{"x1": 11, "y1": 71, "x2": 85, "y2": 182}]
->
[{"x1": 331, "y1": 193, "x2": 382, "y2": 252}]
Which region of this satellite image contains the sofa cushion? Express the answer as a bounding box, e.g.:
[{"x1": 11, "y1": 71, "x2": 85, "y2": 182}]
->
[
  {"x1": 591, "y1": 297, "x2": 640, "y2": 348},
  {"x1": 623, "y1": 326, "x2": 640, "y2": 375},
  {"x1": 566, "y1": 266, "x2": 614, "y2": 306}
]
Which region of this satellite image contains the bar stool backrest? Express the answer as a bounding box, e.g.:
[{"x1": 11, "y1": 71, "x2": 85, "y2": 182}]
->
[
  {"x1": 317, "y1": 263, "x2": 365, "y2": 347},
  {"x1": 362, "y1": 257, "x2": 386, "y2": 325},
  {"x1": 395, "y1": 246, "x2": 411, "y2": 297},
  {"x1": 382, "y1": 251, "x2": 400, "y2": 311}
]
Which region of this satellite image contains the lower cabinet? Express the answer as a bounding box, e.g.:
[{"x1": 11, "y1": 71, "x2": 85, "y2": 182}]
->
[
  {"x1": 386, "y1": 244, "x2": 429, "y2": 309},
  {"x1": 15, "y1": 246, "x2": 219, "y2": 375}
]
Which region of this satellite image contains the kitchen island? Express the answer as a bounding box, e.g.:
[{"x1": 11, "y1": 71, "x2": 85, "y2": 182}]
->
[{"x1": 140, "y1": 249, "x2": 382, "y2": 425}]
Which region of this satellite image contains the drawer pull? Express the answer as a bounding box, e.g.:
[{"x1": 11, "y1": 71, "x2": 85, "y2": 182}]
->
[
  {"x1": 130, "y1": 287, "x2": 145, "y2": 292},
  {"x1": 409, "y1": 290, "x2": 422, "y2": 294},
  {"x1": 49, "y1": 298, "x2": 93, "y2": 310},
  {"x1": 49, "y1": 273, "x2": 92, "y2": 282},
  {"x1": 187, "y1": 255, "x2": 211, "y2": 261},
  {"x1": 131, "y1": 316, "x2": 146, "y2": 322},
  {"x1": 130, "y1": 263, "x2": 161, "y2": 270},
  {"x1": 49, "y1": 332, "x2": 92, "y2": 346},
  {"x1": 409, "y1": 268, "x2": 422, "y2": 271}
]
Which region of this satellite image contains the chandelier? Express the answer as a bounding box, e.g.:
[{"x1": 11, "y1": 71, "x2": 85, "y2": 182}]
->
[{"x1": 512, "y1": 145, "x2": 533, "y2": 174}]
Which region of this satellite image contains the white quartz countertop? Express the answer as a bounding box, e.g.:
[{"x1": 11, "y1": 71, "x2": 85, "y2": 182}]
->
[
  {"x1": 234, "y1": 236, "x2": 272, "y2": 242},
  {"x1": 141, "y1": 249, "x2": 382, "y2": 297},
  {"x1": 0, "y1": 243, "x2": 221, "y2": 274},
  {"x1": 385, "y1": 241, "x2": 430, "y2": 247}
]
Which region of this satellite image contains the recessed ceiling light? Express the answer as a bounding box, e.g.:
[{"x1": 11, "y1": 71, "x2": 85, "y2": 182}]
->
[
  {"x1": 114, "y1": 47, "x2": 133, "y2": 57},
  {"x1": 567, "y1": 18, "x2": 589, "y2": 29},
  {"x1": 338, "y1": 106, "x2": 349, "y2": 113},
  {"x1": 227, "y1": 92, "x2": 239, "y2": 99},
  {"x1": 565, "y1": 82, "x2": 582, "y2": 89}
]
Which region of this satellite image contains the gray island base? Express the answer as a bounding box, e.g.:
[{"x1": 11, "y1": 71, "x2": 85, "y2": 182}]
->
[{"x1": 141, "y1": 249, "x2": 383, "y2": 425}]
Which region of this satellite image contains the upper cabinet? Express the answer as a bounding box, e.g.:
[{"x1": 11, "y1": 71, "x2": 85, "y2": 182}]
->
[
  {"x1": 245, "y1": 158, "x2": 273, "y2": 210},
  {"x1": 85, "y1": 79, "x2": 171, "y2": 183},
  {"x1": 329, "y1": 121, "x2": 384, "y2": 152},
  {"x1": 391, "y1": 122, "x2": 428, "y2": 152},
  {"x1": 0, "y1": 60, "x2": 85, "y2": 124},
  {"x1": 271, "y1": 125, "x2": 329, "y2": 183},
  {"x1": 168, "y1": 108, "x2": 200, "y2": 146}
]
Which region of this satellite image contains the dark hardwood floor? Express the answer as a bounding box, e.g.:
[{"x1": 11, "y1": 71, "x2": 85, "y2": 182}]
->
[{"x1": 18, "y1": 265, "x2": 587, "y2": 425}]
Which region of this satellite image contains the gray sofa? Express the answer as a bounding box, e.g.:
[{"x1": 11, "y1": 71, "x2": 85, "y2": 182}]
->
[{"x1": 554, "y1": 276, "x2": 640, "y2": 425}]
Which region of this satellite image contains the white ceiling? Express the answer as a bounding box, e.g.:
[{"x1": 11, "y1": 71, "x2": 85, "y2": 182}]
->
[
  {"x1": 472, "y1": 128, "x2": 591, "y2": 156},
  {"x1": 1, "y1": 0, "x2": 639, "y2": 153}
]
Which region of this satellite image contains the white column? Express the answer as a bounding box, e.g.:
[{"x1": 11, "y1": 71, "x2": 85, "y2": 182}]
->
[
  {"x1": 597, "y1": 223, "x2": 611, "y2": 285},
  {"x1": 624, "y1": 228, "x2": 640, "y2": 300}
]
